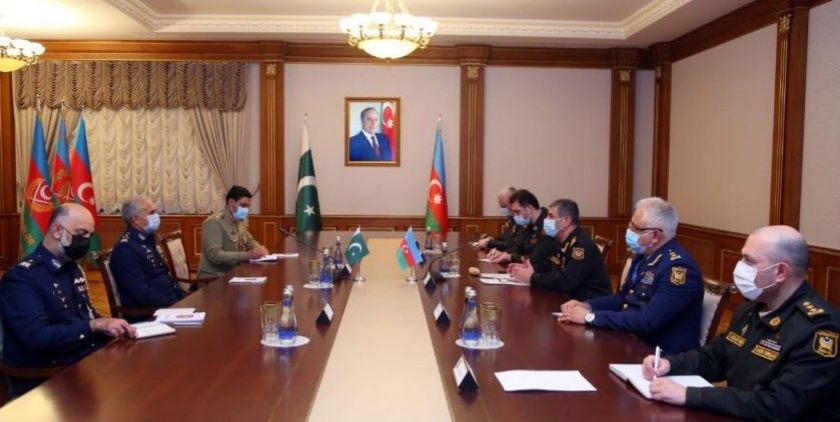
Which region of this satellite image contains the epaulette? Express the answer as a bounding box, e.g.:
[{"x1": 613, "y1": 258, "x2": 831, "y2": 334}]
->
[
  {"x1": 16, "y1": 257, "x2": 41, "y2": 270},
  {"x1": 668, "y1": 249, "x2": 683, "y2": 262},
  {"x1": 119, "y1": 232, "x2": 130, "y2": 243},
  {"x1": 798, "y1": 300, "x2": 829, "y2": 319}
]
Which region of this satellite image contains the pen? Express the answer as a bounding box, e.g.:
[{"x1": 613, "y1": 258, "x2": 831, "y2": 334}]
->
[{"x1": 653, "y1": 345, "x2": 661, "y2": 380}]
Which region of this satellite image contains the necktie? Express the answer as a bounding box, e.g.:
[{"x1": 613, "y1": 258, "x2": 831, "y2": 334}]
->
[{"x1": 371, "y1": 135, "x2": 381, "y2": 158}]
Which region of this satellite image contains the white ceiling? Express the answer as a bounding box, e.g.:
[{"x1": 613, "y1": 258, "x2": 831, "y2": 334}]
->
[{"x1": 0, "y1": 0, "x2": 754, "y2": 49}]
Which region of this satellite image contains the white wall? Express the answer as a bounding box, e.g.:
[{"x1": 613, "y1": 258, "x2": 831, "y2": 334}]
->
[
  {"x1": 284, "y1": 64, "x2": 460, "y2": 216},
  {"x1": 669, "y1": 25, "x2": 776, "y2": 233},
  {"x1": 801, "y1": 0, "x2": 840, "y2": 249},
  {"x1": 483, "y1": 67, "x2": 611, "y2": 217},
  {"x1": 634, "y1": 70, "x2": 655, "y2": 203}
]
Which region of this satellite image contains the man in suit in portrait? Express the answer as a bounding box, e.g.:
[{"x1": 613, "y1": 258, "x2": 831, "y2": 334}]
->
[{"x1": 348, "y1": 107, "x2": 393, "y2": 162}]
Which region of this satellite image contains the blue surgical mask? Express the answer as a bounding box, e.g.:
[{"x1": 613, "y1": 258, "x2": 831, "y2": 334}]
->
[
  {"x1": 501, "y1": 207, "x2": 510, "y2": 217},
  {"x1": 543, "y1": 219, "x2": 559, "y2": 237},
  {"x1": 234, "y1": 206, "x2": 249, "y2": 221},
  {"x1": 144, "y1": 213, "x2": 161, "y2": 233},
  {"x1": 625, "y1": 228, "x2": 645, "y2": 254},
  {"x1": 513, "y1": 214, "x2": 528, "y2": 227}
]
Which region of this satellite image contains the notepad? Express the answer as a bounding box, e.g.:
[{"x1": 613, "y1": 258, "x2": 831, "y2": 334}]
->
[
  {"x1": 609, "y1": 364, "x2": 712, "y2": 399},
  {"x1": 132, "y1": 321, "x2": 176, "y2": 339},
  {"x1": 229, "y1": 276, "x2": 267, "y2": 284},
  {"x1": 480, "y1": 273, "x2": 512, "y2": 279},
  {"x1": 154, "y1": 308, "x2": 195, "y2": 317},
  {"x1": 480, "y1": 278, "x2": 529, "y2": 287},
  {"x1": 250, "y1": 253, "x2": 299, "y2": 262},
  {"x1": 156, "y1": 312, "x2": 206, "y2": 326},
  {"x1": 495, "y1": 370, "x2": 596, "y2": 392}
]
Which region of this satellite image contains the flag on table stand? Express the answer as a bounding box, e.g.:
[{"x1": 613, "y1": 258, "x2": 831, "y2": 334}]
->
[
  {"x1": 344, "y1": 226, "x2": 370, "y2": 275},
  {"x1": 50, "y1": 115, "x2": 73, "y2": 203},
  {"x1": 424, "y1": 120, "x2": 449, "y2": 234},
  {"x1": 20, "y1": 113, "x2": 56, "y2": 256},
  {"x1": 382, "y1": 101, "x2": 397, "y2": 156},
  {"x1": 69, "y1": 113, "x2": 102, "y2": 255},
  {"x1": 396, "y1": 227, "x2": 424, "y2": 270},
  {"x1": 295, "y1": 117, "x2": 322, "y2": 232}
]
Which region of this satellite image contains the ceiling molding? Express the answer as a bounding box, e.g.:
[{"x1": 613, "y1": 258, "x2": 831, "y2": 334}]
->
[{"x1": 103, "y1": 0, "x2": 694, "y2": 41}]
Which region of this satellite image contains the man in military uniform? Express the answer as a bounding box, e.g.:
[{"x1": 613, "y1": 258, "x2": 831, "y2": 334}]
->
[
  {"x1": 509, "y1": 199, "x2": 611, "y2": 300},
  {"x1": 643, "y1": 225, "x2": 840, "y2": 421},
  {"x1": 487, "y1": 189, "x2": 547, "y2": 264},
  {"x1": 559, "y1": 197, "x2": 703, "y2": 354},
  {"x1": 0, "y1": 204, "x2": 136, "y2": 396},
  {"x1": 197, "y1": 186, "x2": 268, "y2": 278},
  {"x1": 477, "y1": 186, "x2": 519, "y2": 251},
  {"x1": 110, "y1": 196, "x2": 186, "y2": 320}
]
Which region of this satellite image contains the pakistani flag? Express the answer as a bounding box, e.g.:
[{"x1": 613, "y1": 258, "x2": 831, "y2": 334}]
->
[
  {"x1": 295, "y1": 120, "x2": 322, "y2": 232},
  {"x1": 344, "y1": 226, "x2": 369, "y2": 273}
]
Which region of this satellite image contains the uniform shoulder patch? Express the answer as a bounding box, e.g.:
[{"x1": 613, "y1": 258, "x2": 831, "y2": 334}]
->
[
  {"x1": 798, "y1": 300, "x2": 828, "y2": 319},
  {"x1": 670, "y1": 266, "x2": 687, "y2": 286},
  {"x1": 571, "y1": 247, "x2": 585, "y2": 261},
  {"x1": 16, "y1": 258, "x2": 38, "y2": 269},
  {"x1": 813, "y1": 330, "x2": 838, "y2": 359},
  {"x1": 668, "y1": 250, "x2": 682, "y2": 261}
]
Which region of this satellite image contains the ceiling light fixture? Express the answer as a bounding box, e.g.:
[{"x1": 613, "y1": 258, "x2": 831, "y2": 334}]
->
[
  {"x1": 0, "y1": 34, "x2": 44, "y2": 72},
  {"x1": 339, "y1": 0, "x2": 438, "y2": 60}
]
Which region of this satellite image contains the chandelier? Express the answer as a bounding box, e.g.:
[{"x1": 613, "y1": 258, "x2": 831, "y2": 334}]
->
[
  {"x1": 339, "y1": 0, "x2": 438, "y2": 60},
  {"x1": 0, "y1": 35, "x2": 44, "y2": 72}
]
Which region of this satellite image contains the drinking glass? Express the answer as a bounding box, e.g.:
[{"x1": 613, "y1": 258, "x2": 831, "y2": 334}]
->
[
  {"x1": 480, "y1": 302, "x2": 502, "y2": 346},
  {"x1": 260, "y1": 302, "x2": 282, "y2": 344}
]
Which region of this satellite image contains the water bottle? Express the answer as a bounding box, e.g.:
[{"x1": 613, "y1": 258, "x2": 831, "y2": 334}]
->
[
  {"x1": 333, "y1": 236, "x2": 345, "y2": 275},
  {"x1": 320, "y1": 248, "x2": 333, "y2": 286},
  {"x1": 440, "y1": 241, "x2": 449, "y2": 273},
  {"x1": 278, "y1": 287, "x2": 297, "y2": 345},
  {"x1": 424, "y1": 226, "x2": 433, "y2": 252},
  {"x1": 461, "y1": 289, "x2": 480, "y2": 346}
]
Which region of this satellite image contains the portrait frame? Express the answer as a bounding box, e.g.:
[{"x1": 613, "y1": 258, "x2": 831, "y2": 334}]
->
[{"x1": 345, "y1": 97, "x2": 401, "y2": 167}]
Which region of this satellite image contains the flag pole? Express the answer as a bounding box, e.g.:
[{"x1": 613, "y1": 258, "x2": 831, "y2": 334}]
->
[
  {"x1": 353, "y1": 225, "x2": 365, "y2": 283},
  {"x1": 406, "y1": 266, "x2": 417, "y2": 283}
]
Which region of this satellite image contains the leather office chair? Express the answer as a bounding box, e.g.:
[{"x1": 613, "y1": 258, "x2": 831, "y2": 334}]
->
[
  {"x1": 700, "y1": 277, "x2": 737, "y2": 345},
  {"x1": 593, "y1": 235, "x2": 614, "y2": 263},
  {"x1": 0, "y1": 314, "x2": 64, "y2": 399},
  {"x1": 159, "y1": 230, "x2": 217, "y2": 290},
  {"x1": 93, "y1": 250, "x2": 157, "y2": 320}
]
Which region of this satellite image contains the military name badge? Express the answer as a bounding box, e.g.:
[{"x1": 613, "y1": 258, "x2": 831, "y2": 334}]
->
[
  {"x1": 670, "y1": 266, "x2": 687, "y2": 286},
  {"x1": 550, "y1": 256, "x2": 562, "y2": 266},
  {"x1": 571, "y1": 247, "x2": 585, "y2": 261},
  {"x1": 751, "y1": 344, "x2": 780, "y2": 361},
  {"x1": 726, "y1": 331, "x2": 746, "y2": 347},
  {"x1": 813, "y1": 330, "x2": 838, "y2": 359}
]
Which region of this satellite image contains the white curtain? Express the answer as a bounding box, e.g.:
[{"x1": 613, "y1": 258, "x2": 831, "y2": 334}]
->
[
  {"x1": 192, "y1": 108, "x2": 254, "y2": 193},
  {"x1": 13, "y1": 106, "x2": 228, "y2": 213}
]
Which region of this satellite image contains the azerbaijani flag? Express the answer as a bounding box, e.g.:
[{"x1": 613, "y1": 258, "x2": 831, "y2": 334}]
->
[
  {"x1": 70, "y1": 114, "x2": 102, "y2": 254},
  {"x1": 295, "y1": 119, "x2": 323, "y2": 232},
  {"x1": 345, "y1": 226, "x2": 369, "y2": 267},
  {"x1": 424, "y1": 123, "x2": 448, "y2": 233},
  {"x1": 396, "y1": 227, "x2": 424, "y2": 270},
  {"x1": 20, "y1": 113, "x2": 55, "y2": 256},
  {"x1": 50, "y1": 115, "x2": 73, "y2": 204},
  {"x1": 382, "y1": 101, "x2": 397, "y2": 157}
]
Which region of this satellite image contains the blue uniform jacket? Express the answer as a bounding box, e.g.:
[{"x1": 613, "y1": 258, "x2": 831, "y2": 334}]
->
[
  {"x1": 0, "y1": 244, "x2": 107, "y2": 368},
  {"x1": 109, "y1": 227, "x2": 186, "y2": 311},
  {"x1": 587, "y1": 238, "x2": 703, "y2": 354}
]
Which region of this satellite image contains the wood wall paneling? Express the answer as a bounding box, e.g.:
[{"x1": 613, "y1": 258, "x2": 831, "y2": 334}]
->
[
  {"x1": 607, "y1": 49, "x2": 639, "y2": 217},
  {"x1": 649, "y1": 43, "x2": 672, "y2": 199},
  {"x1": 259, "y1": 61, "x2": 285, "y2": 214},
  {"x1": 40, "y1": 41, "x2": 287, "y2": 61},
  {"x1": 458, "y1": 45, "x2": 488, "y2": 217},
  {"x1": 0, "y1": 73, "x2": 15, "y2": 214}
]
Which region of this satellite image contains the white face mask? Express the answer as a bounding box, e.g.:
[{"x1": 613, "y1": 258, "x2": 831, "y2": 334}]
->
[{"x1": 733, "y1": 261, "x2": 780, "y2": 301}]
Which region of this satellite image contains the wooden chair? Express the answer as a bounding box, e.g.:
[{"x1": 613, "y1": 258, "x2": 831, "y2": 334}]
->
[
  {"x1": 593, "y1": 235, "x2": 614, "y2": 263},
  {"x1": 700, "y1": 277, "x2": 737, "y2": 345},
  {"x1": 93, "y1": 250, "x2": 157, "y2": 320},
  {"x1": 159, "y1": 230, "x2": 217, "y2": 290},
  {"x1": 0, "y1": 314, "x2": 64, "y2": 399}
]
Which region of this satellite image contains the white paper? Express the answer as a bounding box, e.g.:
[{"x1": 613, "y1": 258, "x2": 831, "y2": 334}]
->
[
  {"x1": 608, "y1": 364, "x2": 712, "y2": 399},
  {"x1": 480, "y1": 278, "x2": 529, "y2": 287},
  {"x1": 229, "y1": 276, "x2": 267, "y2": 284},
  {"x1": 250, "y1": 253, "x2": 299, "y2": 262},
  {"x1": 551, "y1": 312, "x2": 564, "y2": 317},
  {"x1": 480, "y1": 273, "x2": 512, "y2": 279},
  {"x1": 154, "y1": 308, "x2": 195, "y2": 316},
  {"x1": 477, "y1": 258, "x2": 493, "y2": 263},
  {"x1": 156, "y1": 312, "x2": 206, "y2": 326},
  {"x1": 495, "y1": 370, "x2": 596, "y2": 392},
  {"x1": 132, "y1": 321, "x2": 176, "y2": 339}
]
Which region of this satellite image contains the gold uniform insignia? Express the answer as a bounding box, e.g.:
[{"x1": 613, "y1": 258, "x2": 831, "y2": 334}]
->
[
  {"x1": 670, "y1": 266, "x2": 687, "y2": 286},
  {"x1": 751, "y1": 344, "x2": 780, "y2": 361},
  {"x1": 726, "y1": 331, "x2": 746, "y2": 347},
  {"x1": 669, "y1": 250, "x2": 682, "y2": 261},
  {"x1": 769, "y1": 316, "x2": 781, "y2": 327},
  {"x1": 550, "y1": 256, "x2": 562, "y2": 266},
  {"x1": 571, "y1": 247, "x2": 585, "y2": 261},
  {"x1": 814, "y1": 330, "x2": 838, "y2": 358}
]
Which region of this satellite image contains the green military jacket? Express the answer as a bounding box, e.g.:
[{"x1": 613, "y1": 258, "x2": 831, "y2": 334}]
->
[{"x1": 197, "y1": 208, "x2": 261, "y2": 278}]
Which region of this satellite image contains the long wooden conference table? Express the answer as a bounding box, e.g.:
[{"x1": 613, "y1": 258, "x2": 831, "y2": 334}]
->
[{"x1": 0, "y1": 232, "x2": 739, "y2": 421}]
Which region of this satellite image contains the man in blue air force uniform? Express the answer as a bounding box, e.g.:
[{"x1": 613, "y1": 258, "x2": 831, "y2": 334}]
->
[
  {"x1": 110, "y1": 196, "x2": 186, "y2": 321},
  {"x1": 559, "y1": 197, "x2": 703, "y2": 354},
  {"x1": 0, "y1": 204, "x2": 136, "y2": 396}
]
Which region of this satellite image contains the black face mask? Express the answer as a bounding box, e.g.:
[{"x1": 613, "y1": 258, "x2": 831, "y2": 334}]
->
[{"x1": 60, "y1": 227, "x2": 92, "y2": 261}]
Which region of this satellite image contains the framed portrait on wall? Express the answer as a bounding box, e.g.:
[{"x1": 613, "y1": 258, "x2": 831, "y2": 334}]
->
[{"x1": 345, "y1": 97, "x2": 400, "y2": 167}]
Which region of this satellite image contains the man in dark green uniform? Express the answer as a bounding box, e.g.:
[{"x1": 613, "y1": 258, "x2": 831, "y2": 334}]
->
[
  {"x1": 488, "y1": 189, "x2": 547, "y2": 264},
  {"x1": 477, "y1": 186, "x2": 519, "y2": 251},
  {"x1": 643, "y1": 225, "x2": 840, "y2": 421},
  {"x1": 197, "y1": 186, "x2": 269, "y2": 278},
  {"x1": 509, "y1": 199, "x2": 611, "y2": 300}
]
